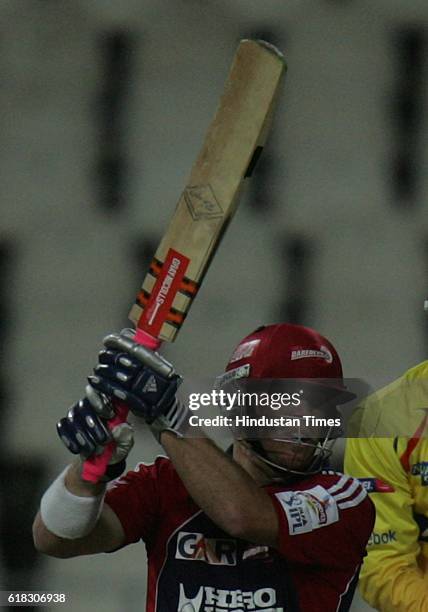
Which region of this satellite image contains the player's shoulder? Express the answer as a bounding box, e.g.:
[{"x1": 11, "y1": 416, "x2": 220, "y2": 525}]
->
[
  {"x1": 319, "y1": 468, "x2": 363, "y2": 489},
  {"x1": 404, "y1": 360, "x2": 428, "y2": 381},
  {"x1": 274, "y1": 469, "x2": 366, "y2": 498},
  {"x1": 300, "y1": 469, "x2": 372, "y2": 511},
  {"x1": 301, "y1": 468, "x2": 360, "y2": 487},
  {"x1": 109, "y1": 454, "x2": 188, "y2": 497},
  {"x1": 271, "y1": 470, "x2": 375, "y2": 538},
  {"x1": 132, "y1": 454, "x2": 174, "y2": 477},
  {"x1": 367, "y1": 360, "x2": 428, "y2": 404},
  {"x1": 349, "y1": 362, "x2": 428, "y2": 436}
]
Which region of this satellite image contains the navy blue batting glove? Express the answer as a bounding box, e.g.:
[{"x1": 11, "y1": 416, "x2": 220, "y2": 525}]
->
[
  {"x1": 56, "y1": 397, "x2": 134, "y2": 481},
  {"x1": 57, "y1": 398, "x2": 111, "y2": 457},
  {"x1": 87, "y1": 330, "x2": 182, "y2": 423}
]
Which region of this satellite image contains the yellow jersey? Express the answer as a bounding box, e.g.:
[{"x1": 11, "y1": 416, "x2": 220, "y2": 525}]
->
[{"x1": 345, "y1": 361, "x2": 428, "y2": 611}]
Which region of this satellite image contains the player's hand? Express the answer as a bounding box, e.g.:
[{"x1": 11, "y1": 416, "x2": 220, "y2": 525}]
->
[
  {"x1": 86, "y1": 329, "x2": 188, "y2": 441},
  {"x1": 56, "y1": 395, "x2": 134, "y2": 481},
  {"x1": 88, "y1": 329, "x2": 182, "y2": 420}
]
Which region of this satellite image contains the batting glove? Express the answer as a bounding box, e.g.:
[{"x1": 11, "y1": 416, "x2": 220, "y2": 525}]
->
[
  {"x1": 86, "y1": 329, "x2": 188, "y2": 442},
  {"x1": 57, "y1": 394, "x2": 134, "y2": 481}
]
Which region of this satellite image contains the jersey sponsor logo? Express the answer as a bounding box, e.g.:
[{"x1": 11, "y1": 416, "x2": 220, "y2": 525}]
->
[
  {"x1": 367, "y1": 529, "x2": 397, "y2": 546},
  {"x1": 178, "y1": 584, "x2": 283, "y2": 612},
  {"x1": 290, "y1": 345, "x2": 333, "y2": 364},
  {"x1": 275, "y1": 485, "x2": 339, "y2": 535},
  {"x1": 229, "y1": 339, "x2": 261, "y2": 363},
  {"x1": 358, "y1": 478, "x2": 395, "y2": 493},
  {"x1": 242, "y1": 544, "x2": 271, "y2": 561},
  {"x1": 305, "y1": 493, "x2": 329, "y2": 525},
  {"x1": 411, "y1": 462, "x2": 428, "y2": 486},
  {"x1": 175, "y1": 531, "x2": 237, "y2": 566}
]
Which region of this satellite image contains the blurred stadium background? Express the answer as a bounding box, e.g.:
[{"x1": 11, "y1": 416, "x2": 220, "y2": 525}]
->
[{"x1": 1, "y1": 1, "x2": 428, "y2": 610}]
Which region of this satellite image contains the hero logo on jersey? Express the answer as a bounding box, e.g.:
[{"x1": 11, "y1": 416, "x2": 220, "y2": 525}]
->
[
  {"x1": 176, "y1": 531, "x2": 237, "y2": 565},
  {"x1": 275, "y1": 486, "x2": 339, "y2": 535},
  {"x1": 178, "y1": 584, "x2": 283, "y2": 612}
]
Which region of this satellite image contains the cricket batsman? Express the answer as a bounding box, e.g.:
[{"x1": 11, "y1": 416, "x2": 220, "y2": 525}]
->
[{"x1": 33, "y1": 323, "x2": 374, "y2": 611}]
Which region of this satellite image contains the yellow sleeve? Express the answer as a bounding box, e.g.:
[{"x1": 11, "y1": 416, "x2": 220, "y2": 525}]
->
[{"x1": 345, "y1": 436, "x2": 428, "y2": 612}]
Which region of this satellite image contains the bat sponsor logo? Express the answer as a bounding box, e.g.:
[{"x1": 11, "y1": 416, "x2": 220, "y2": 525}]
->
[
  {"x1": 138, "y1": 248, "x2": 190, "y2": 336},
  {"x1": 184, "y1": 185, "x2": 224, "y2": 220},
  {"x1": 147, "y1": 257, "x2": 182, "y2": 325}
]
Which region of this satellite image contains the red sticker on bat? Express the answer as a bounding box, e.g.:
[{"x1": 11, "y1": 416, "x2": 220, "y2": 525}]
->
[{"x1": 137, "y1": 248, "x2": 190, "y2": 337}]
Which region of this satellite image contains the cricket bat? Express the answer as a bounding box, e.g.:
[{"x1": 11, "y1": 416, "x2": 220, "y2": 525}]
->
[{"x1": 82, "y1": 39, "x2": 286, "y2": 482}]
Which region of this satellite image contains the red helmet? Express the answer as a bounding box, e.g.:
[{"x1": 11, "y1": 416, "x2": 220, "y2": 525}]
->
[
  {"x1": 219, "y1": 323, "x2": 354, "y2": 478},
  {"x1": 223, "y1": 322, "x2": 354, "y2": 402}
]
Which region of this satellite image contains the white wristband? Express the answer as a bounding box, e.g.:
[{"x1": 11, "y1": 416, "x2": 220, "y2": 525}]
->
[{"x1": 40, "y1": 467, "x2": 105, "y2": 539}]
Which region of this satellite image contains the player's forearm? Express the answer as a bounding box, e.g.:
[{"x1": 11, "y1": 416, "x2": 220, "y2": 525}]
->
[
  {"x1": 33, "y1": 463, "x2": 114, "y2": 557},
  {"x1": 160, "y1": 432, "x2": 277, "y2": 544},
  {"x1": 64, "y1": 460, "x2": 106, "y2": 497}
]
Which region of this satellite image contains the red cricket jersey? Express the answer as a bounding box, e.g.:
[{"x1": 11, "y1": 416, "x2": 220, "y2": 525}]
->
[{"x1": 105, "y1": 457, "x2": 374, "y2": 612}]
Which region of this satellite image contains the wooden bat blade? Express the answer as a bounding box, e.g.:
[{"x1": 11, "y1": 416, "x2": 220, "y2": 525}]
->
[{"x1": 129, "y1": 39, "x2": 286, "y2": 342}]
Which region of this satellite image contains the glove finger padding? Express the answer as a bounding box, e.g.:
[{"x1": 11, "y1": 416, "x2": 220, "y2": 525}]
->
[
  {"x1": 97, "y1": 348, "x2": 142, "y2": 375},
  {"x1": 85, "y1": 384, "x2": 115, "y2": 419},
  {"x1": 104, "y1": 332, "x2": 176, "y2": 379},
  {"x1": 89, "y1": 329, "x2": 187, "y2": 443},
  {"x1": 110, "y1": 422, "x2": 134, "y2": 463},
  {"x1": 88, "y1": 374, "x2": 150, "y2": 416},
  {"x1": 57, "y1": 396, "x2": 134, "y2": 481},
  {"x1": 88, "y1": 337, "x2": 182, "y2": 420},
  {"x1": 57, "y1": 399, "x2": 112, "y2": 459},
  {"x1": 93, "y1": 363, "x2": 135, "y2": 387}
]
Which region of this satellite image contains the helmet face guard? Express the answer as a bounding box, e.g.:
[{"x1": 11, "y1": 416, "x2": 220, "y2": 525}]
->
[
  {"x1": 240, "y1": 433, "x2": 336, "y2": 480},
  {"x1": 218, "y1": 323, "x2": 355, "y2": 479},
  {"x1": 218, "y1": 377, "x2": 346, "y2": 479}
]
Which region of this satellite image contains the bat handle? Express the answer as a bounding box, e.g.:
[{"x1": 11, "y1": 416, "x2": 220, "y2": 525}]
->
[
  {"x1": 81, "y1": 328, "x2": 161, "y2": 483},
  {"x1": 134, "y1": 327, "x2": 161, "y2": 349}
]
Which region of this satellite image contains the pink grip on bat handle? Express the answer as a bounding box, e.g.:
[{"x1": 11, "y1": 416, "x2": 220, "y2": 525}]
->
[
  {"x1": 135, "y1": 328, "x2": 162, "y2": 349},
  {"x1": 81, "y1": 328, "x2": 161, "y2": 482}
]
